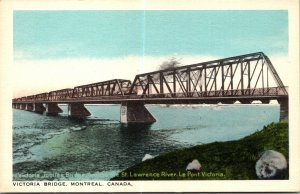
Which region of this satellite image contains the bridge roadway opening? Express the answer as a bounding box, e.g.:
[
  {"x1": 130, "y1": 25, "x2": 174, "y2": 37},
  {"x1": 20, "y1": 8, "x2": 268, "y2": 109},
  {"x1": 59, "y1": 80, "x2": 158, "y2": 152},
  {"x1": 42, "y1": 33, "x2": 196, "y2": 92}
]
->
[{"x1": 12, "y1": 52, "x2": 289, "y2": 123}]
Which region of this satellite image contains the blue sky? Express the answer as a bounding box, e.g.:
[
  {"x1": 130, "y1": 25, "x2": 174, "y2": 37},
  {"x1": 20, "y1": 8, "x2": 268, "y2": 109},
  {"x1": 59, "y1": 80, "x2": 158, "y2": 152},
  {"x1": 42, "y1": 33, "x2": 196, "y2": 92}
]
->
[
  {"x1": 13, "y1": 10, "x2": 289, "y2": 97},
  {"x1": 14, "y1": 10, "x2": 288, "y2": 59}
]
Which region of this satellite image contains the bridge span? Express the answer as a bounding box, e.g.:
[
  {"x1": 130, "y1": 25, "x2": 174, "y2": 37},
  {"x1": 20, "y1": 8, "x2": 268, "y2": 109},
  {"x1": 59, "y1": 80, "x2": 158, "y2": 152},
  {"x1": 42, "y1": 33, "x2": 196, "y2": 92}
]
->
[{"x1": 12, "y1": 52, "x2": 288, "y2": 123}]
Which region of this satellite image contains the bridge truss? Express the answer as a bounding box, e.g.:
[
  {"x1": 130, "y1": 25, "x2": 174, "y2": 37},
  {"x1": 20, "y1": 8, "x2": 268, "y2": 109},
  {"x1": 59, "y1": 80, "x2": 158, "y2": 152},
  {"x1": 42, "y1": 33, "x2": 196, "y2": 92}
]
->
[
  {"x1": 72, "y1": 79, "x2": 132, "y2": 98},
  {"x1": 12, "y1": 52, "x2": 288, "y2": 103},
  {"x1": 129, "y1": 52, "x2": 288, "y2": 98}
]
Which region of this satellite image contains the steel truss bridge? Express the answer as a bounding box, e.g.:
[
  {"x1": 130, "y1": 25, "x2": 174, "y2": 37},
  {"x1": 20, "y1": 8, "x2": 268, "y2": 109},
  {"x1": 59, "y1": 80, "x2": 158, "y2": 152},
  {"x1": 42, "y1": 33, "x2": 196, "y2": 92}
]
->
[{"x1": 12, "y1": 52, "x2": 288, "y2": 123}]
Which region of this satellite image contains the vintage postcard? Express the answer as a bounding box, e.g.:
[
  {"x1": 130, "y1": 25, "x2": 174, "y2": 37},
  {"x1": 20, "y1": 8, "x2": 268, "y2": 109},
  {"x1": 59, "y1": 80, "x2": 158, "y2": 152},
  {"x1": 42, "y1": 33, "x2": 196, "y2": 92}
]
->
[{"x1": 0, "y1": 0, "x2": 299, "y2": 192}]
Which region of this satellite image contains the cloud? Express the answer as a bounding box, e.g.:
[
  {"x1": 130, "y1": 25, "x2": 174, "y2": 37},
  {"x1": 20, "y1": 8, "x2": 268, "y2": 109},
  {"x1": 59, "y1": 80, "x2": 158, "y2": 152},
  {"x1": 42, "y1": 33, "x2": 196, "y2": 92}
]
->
[{"x1": 13, "y1": 52, "x2": 289, "y2": 98}]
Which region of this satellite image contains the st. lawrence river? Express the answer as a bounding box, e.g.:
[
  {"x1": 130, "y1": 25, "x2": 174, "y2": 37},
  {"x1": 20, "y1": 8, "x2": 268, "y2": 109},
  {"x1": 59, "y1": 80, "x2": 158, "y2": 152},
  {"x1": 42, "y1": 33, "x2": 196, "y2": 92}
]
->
[{"x1": 13, "y1": 104, "x2": 279, "y2": 180}]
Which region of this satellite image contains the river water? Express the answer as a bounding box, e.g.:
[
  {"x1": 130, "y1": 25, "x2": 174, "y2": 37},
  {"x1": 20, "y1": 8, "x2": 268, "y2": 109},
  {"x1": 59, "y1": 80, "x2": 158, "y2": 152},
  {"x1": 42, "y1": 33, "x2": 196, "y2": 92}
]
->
[{"x1": 13, "y1": 104, "x2": 279, "y2": 180}]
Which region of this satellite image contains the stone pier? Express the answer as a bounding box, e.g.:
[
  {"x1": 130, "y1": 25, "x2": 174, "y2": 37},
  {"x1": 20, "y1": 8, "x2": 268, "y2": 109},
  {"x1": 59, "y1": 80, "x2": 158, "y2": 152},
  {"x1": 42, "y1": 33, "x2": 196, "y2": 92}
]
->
[
  {"x1": 68, "y1": 103, "x2": 91, "y2": 119},
  {"x1": 45, "y1": 103, "x2": 63, "y2": 115},
  {"x1": 120, "y1": 102, "x2": 156, "y2": 124},
  {"x1": 33, "y1": 103, "x2": 46, "y2": 114},
  {"x1": 278, "y1": 98, "x2": 288, "y2": 121}
]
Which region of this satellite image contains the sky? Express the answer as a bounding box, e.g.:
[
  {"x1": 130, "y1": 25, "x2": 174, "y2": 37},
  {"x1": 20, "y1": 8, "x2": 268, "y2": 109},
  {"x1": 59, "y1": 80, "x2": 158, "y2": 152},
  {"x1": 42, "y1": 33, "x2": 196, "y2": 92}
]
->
[{"x1": 13, "y1": 10, "x2": 288, "y2": 97}]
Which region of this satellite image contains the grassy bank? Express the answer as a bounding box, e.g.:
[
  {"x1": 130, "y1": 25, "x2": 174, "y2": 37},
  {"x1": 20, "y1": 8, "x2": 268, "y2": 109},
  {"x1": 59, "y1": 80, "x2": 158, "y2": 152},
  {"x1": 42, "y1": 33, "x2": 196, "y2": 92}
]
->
[{"x1": 111, "y1": 122, "x2": 288, "y2": 180}]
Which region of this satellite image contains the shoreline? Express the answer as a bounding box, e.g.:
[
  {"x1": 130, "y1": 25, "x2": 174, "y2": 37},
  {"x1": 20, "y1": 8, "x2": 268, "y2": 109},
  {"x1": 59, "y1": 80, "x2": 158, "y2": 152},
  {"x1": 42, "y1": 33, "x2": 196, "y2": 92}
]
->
[{"x1": 111, "y1": 121, "x2": 288, "y2": 180}]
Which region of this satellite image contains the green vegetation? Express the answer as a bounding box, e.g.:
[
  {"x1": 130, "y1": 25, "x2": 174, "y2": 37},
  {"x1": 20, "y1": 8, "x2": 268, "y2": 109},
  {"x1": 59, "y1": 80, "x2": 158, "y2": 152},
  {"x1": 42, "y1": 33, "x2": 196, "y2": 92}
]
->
[{"x1": 111, "y1": 122, "x2": 288, "y2": 180}]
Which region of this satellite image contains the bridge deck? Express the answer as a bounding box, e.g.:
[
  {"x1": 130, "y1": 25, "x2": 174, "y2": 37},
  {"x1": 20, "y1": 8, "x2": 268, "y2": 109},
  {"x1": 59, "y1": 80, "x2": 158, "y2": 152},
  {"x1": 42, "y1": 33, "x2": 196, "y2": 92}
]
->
[{"x1": 14, "y1": 90, "x2": 287, "y2": 104}]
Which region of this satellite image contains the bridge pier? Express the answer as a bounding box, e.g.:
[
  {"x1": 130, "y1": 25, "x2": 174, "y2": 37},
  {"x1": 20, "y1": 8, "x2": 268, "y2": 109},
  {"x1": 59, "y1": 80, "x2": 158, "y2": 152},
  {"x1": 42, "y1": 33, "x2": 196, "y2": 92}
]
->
[
  {"x1": 33, "y1": 103, "x2": 46, "y2": 114},
  {"x1": 25, "y1": 103, "x2": 33, "y2": 111},
  {"x1": 45, "y1": 103, "x2": 63, "y2": 115},
  {"x1": 278, "y1": 98, "x2": 288, "y2": 121},
  {"x1": 68, "y1": 103, "x2": 91, "y2": 119},
  {"x1": 120, "y1": 102, "x2": 156, "y2": 124}
]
